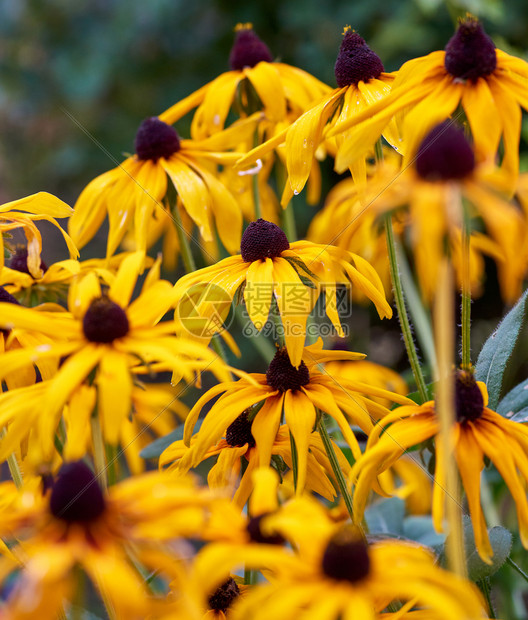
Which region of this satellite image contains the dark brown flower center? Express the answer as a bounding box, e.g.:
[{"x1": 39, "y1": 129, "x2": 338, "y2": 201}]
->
[
  {"x1": 240, "y1": 219, "x2": 290, "y2": 263},
  {"x1": 444, "y1": 17, "x2": 497, "y2": 82},
  {"x1": 229, "y1": 24, "x2": 273, "y2": 71},
  {"x1": 454, "y1": 369, "x2": 484, "y2": 423},
  {"x1": 415, "y1": 121, "x2": 475, "y2": 181},
  {"x1": 208, "y1": 577, "x2": 240, "y2": 613},
  {"x1": 50, "y1": 461, "x2": 106, "y2": 523},
  {"x1": 135, "y1": 117, "x2": 181, "y2": 161},
  {"x1": 247, "y1": 513, "x2": 285, "y2": 545},
  {"x1": 226, "y1": 410, "x2": 256, "y2": 448},
  {"x1": 9, "y1": 247, "x2": 47, "y2": 275},
  {"x1": 83, "y1": 295, "x2": 130, "y2": 343},
  {"x1": 321, "y1": 530, "x2": 370, "y2": 583},
  {"x1": 266, "y1": 348, "x2": 310, "y2": 392},
  {"x1": 334, "y1": 30, "x2": 384, "y2": 88}
]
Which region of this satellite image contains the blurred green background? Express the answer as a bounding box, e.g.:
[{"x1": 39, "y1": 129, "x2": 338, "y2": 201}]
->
[{"x1": 0, "y1": 0, "x2": 525, "y2": 206}]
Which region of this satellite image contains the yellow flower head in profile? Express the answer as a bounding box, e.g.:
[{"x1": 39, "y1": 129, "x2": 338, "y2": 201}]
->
[
  {"x1": 205, "y1": 496, "x2": 485, "y2": 620},
  {"x1": 0, "y1": 461, "x2": 212, "y2": 620},
  {"x1": 0, "y1": 191, "x2": 78, "y2": 277},
  {"x1": 175, "y1": 218, "x2": 392, "y2": 366},
  {"x1": 69, "y1": 113, "x2": 258, "y2": 260},
  {"x1": 351, "y1": 369, "x2": 528, "y2": 563},
  {"x1": 162, "y1": 23, "x2": 331, "y2": 140},
  {"x1": 364, "y1": 121, "x2": 525, "y2": 304},
  {"x1": 331, "y1": 15, "x2": 528, "y2": 191},
  {"x1": 178, "y1": 341, "x2": 412, "y2": 496},
  {"x1": 237, "y1": 28, "x2": 400, "y2": 204},
  {"x1": 0, "y1": 252, "x2": 229, "y2": 459}
]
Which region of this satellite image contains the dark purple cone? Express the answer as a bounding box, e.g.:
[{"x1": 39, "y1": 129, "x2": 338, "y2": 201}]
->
[
  {"x1": 50, "y1": 461, "x2": 106, "y2": 523},
  {"x1": 334, "y1": 31, "x2": 384, "y2": 87},
  {"x1": 229, "y1": 26, "x2": 273, "y2": 70},
  {"x1": 415, "y1": 122, "x2": 475, "y2": 181},
  {"x1": 135, "y1": 117, "x2": 181, "y2": 161},
  {"x1": 444, "y1": 17, "x2": 497, "y2": 82},
  {"x1": 83, "y1": 295, "x2": 129, "y2": 343}
]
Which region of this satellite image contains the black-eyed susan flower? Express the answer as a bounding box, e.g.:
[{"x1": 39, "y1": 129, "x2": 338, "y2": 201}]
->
[
  {"x1": 192, "y1": 496, "x2": 485, "y2": 620},
  {"x1": 331, "y1": 15, "x2": 528, "y2": 191},
  {"x1": 351, "y1": 369, "x2": 528, "y2": 563},
  {"x1": 179, "y1": 342, "x2": 412, "y2": 495},
  {"x1": 174, "y1": 218, "x2": 392, "y2": 366},
  {"x1": 0, "y1": 252, "x2": 229, "y2": 460},
  {"x1": 361, "y1": 121, "x2": 525, "y2": 303},
  {"x1": 0, "y1": 461, "x2": 213, "y2": 619},
  {"x1": 68, "y1": 113, "x2": 259, "y2": 260},
  {"x1": 161, "y1": 412, "x2": 350, "y2": 508},
  {"x1": 161, "y1": 23, "x2": 331, "y2": 140},
  {"x1": 0, "y1": 192, "x2": 78, "y2": 277},
  {"x1": 237, "y1": 28, "x2": 400, "y2": 204}
]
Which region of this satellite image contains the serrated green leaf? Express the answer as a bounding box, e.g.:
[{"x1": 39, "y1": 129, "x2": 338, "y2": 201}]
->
[
  {"x1": 364, "y1": 497, "x2": 405, "y2": 535},
  {"x1": 475, "y1": 288, "x2": 528, "y2": 410},
  {"x1": 497, "y1": 378, "x2": 528, "y2": 421}
]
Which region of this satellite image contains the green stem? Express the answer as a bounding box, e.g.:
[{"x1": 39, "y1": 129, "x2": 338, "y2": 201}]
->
[
  {"x1": 173, "y1": 204, "x2": 196, "y2": 273},
  {"x1": 106, "y1": 443, "x2": 118, "y2": 486},
  {"x1": 396, "y1": 242, "x2": 436, "y2": 373},
  {"x1": 461, "y1": 217, "x2": 471, "y2": 370},
  {"x1": 317, "y1": 414, "x2": 354, "y2": 520},
  {"x1": 384, "y1": 216, "x2": 428, "y2": 403},
  {"x1": 244, "y1": 567, "x2": 258, "y2": 585},
  {"x1": 210, "y1": 335, "x2": 234, "y2": 379},
  {"x1": 90, "y1": 415, "x2": 107, "y2": 491},
  {"x1": 282, "y1": 202, "x2": 297, "y2": 242},
  {"x1": 1, "y1": 428, "x2": 22, "y2": 489},
  {"x1": 507, "y1": 557, "x2": 528, "y2": 583},
  {"x1": 478, "y1": 578, "x2": 496, "y2": 619},
  {"x1": 289, "y1": 431, "x2": 299, "y2": 491}
]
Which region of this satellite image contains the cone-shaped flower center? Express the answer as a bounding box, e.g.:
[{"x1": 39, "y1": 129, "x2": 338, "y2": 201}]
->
[
  {"x1": 9, "y1": 247, "x2": 47, "y2": 275},
  {"x1": 226, "y1": 410, "x2": 256, "y2": 448},
  {"x1": 321, "y1": 530, "x2": 371, "y2": 583},
  {"x1": 334, "y1": 30, "x2": 384, "y2": 88},
  {"x1": 240, "y1": 219, "x2": 290, "y2": 263},
  {"x1": 208, "y1": 577, "x2": 240, "y2": 613},
  {"x1": 444, "y1": 17, "x2": 496, "y2": 82},
  {"x1": 454, "y1": 369, "x2": 484, "y2": 423},
  {"x1": 266, "y1": 348, "x2": 310, "y2": 392},
  {"x1": 83, "y1": 295, "x2": 130, "y2": 343},
  {"x1": 50, "y1": 461, "x2": 106, "y2": 523},
  {"x1": 415, "y1": 122, "x2": 475, "y2": 181},
  {"x1": 247, "y1": 513, "x2": 285, "y2": 545},
  {"x1": 229, "y1": 24, "x2": 273, "y2": 71},
  {"x1": 135, "y1": 117, "x2": 181, "y2": 162}
]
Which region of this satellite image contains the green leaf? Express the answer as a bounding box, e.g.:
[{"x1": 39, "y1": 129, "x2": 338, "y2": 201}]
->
[
  {"x1": 364, "y1": 497, "x2": 405, "y2": 535},
  {"x1": 475, "y1": 289, "x2": 528, "y2": 410},
  {"x1": 497, "y1": 378, "x2": 528, "y2": 422},
  {"x1": 442, "y1": 516, "x2": 512, "y2": 581},
  {"x1": 283, "y1": 255, "x2": 318, "y2": 280},
  {"x1": 402, "y1": 516, "x2": 445, "y2": 553},
  {"x1": 140, "y1": 419, "x2": 203, "y2": 460}
]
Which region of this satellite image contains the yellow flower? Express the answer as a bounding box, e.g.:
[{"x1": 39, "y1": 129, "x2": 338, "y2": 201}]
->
[
  {"x1": 330, "y1": 16, "x2": 528, "y2": 191},
  {"x1": 0, "y1": 461, "x2": 212, "y2": 619},
  {"x1": 174, "y1": 218, "x2": 392, "y2": 366},
  {"x1": 162, "y1": 23, "x2": 331, "y2": 140},
  {"x1": 179, "y1": 342, "x2": 412, "y2": 496},
  {"x1": 0, "y1": 191, "x2": 78, "y2": 277},
  {"x1": 350, "y1": 369, "x2": 528, "y2": 563},
  {"x1": 68, "y1": 114, "x2": 259, "y2": 260},
  {"x1": 161, "y1": 415, "x2": 350, "y2": 508},
  {"x1": 0, "y1": 252, "x2": 229, "y2": 459},
  {"x1": 237, "y1": 29, "x2": 400, "y2": 205},
  {"x1": 191, "y1": 496, "x2": 485, "y2": 620},
  {"x1": 359, "y1": 122, "x2": 525, "y2": 303}
]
